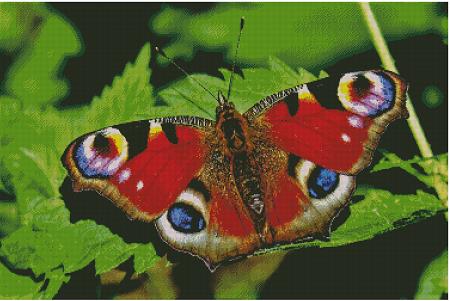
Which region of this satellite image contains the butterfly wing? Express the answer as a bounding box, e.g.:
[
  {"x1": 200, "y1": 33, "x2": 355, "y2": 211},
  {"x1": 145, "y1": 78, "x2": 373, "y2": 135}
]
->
[
  {"x1": 245, "y1": 70, "x2": 408, "y2": 174},
  {"x1": 154, "y1": 177, "x2": 262, "y2": 270},
  {"x1": 62, "y1": 117, "x2": 213, "y2": 221},
  {"x1": 264, "y1": 152, "x2": 356, "y2": 243},
  {"x1": 242, "y1": 70, "x2": 407, "y2": 244},
  {"x1": 154, "y1": 134, "x2": 262, "y2": 269}
]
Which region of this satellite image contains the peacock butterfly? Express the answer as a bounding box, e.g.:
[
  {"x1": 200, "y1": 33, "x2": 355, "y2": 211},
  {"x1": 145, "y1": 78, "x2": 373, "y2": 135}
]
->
[{"x1": 62, "y1": 21, "x2": 408, "y2": 271}]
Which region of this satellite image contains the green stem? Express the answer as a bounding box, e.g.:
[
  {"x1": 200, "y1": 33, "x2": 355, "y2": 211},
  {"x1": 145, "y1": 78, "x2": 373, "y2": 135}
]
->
[
  {"x1": 359, "y1": 2, "x2": 433, "y2": 158},
  {"x1": 359, "y1": 3, "x2": 447, "y2": 207}
]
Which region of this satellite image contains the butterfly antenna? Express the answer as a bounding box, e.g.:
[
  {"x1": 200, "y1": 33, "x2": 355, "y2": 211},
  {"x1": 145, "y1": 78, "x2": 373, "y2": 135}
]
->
[
  {"x1": 155, "y1": 46, "x2": 217, "y2": 101},
  {"x1": 227, "y1": 17, "x2": 245, "y2": 100}
]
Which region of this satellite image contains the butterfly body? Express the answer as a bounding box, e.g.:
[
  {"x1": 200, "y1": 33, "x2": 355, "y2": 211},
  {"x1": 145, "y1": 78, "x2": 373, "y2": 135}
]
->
[{"x1": 62, "y1": 70, "x2": 407, "y2": 270}]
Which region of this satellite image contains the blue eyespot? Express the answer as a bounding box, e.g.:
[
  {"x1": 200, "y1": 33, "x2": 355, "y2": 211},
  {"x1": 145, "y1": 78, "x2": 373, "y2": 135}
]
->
[
  {"x1": 75, "y1": 141, "x2": 109, "y2": 178},
  {"x1": 338, "y1": 71, "x2": 396, "y2": 117},
  {"x1": 73, "y1": 129, "x2": 128, "y2": 178},
  {"x1": 375, "y1": 73, "x2": 395, "y2": 114},
  {"x1": 168, "y1": 203, "x2": 206, "y2": 233},
  {"x1": 308, "y1": 167, "x2": 339, "y2": 199}
]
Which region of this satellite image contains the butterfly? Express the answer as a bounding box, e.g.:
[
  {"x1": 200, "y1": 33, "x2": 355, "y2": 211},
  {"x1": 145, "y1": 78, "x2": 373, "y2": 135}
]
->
[{"x1": 62, "y1": 64, "x2": 408, "y2": 270}]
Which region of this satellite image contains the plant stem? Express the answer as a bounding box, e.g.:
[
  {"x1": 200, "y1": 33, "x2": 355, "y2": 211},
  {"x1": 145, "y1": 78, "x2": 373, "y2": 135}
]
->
[
  {"x1": 359, "y1": 2, "x2": 433, "y2": 158},
  {"x1": 359, "y1": 3, "x2": 447, "y2": 205}
]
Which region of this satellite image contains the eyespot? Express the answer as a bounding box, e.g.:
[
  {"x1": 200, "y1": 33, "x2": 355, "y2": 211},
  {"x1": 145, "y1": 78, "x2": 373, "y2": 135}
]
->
[
  {"x1": 338, "y1": 71, "x2": 395, "y2": 116},
  {"x1": 307, "y1": 167, "x2": 339, "y2": 199},
  {"x1": 167, "y1": 203, "x2": 206, "y2": 233},
  {"x1": 74, "y1": 127, "x2": 128, "y2": 178}
]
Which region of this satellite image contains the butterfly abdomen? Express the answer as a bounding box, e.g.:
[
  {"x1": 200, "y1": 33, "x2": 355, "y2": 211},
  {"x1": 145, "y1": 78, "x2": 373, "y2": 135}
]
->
[
  {"x1": 215, "y1": 103, "x2": 270, "y2": 236},
  {"x1": 232, "y1": 153, "x2": 263, "y2": 213}
]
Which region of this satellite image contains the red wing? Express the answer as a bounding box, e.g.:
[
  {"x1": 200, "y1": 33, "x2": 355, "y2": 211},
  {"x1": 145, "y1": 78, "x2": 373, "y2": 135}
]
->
[
  {"x1": 266, "y1": 171, "x2": 306, "y2": 228},
  {"x1": 246, "y1": 70, "x2": 408, "y2": 174},
  {"x1": 155, "y1": 174, "x2": 261, "y2": 270},
  {"x1": 265, "y1": 102, "x2": 372, "y2": 173},
  {"x1": 265, "y1": 154, "x2": 356, "y2": 243},
  {"x1": 62, "y1": 118, "x2": 212, "y2": 221}
]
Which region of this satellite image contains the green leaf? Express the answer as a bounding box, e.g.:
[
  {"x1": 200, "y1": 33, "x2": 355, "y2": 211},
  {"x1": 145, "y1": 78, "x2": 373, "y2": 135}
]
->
[
  {"x1": 415, "y1": 249, "x2": 448, "y2": 299},
  {"x1": 256, "y1": 189, "x2": 445, "y2": 254},
  {"x1": 0, "y1": 202, "x2": 19, "y2": 237},
  {"x1": 0, "y1": 226, "x2": 65, "y2": 275},
  {"x1": 213, "y1": 253, "x2": 286, "y2": 299},
  {"x1": 0, "y1": 262, "x2": 42, "y2": 299},
  {"x1": 4, "y1": 8, "x2": 82, "y2": 106},
  {"x1": 372, "y1": 152, "x2": 447, "y2": 186},
  {"x1": 372, "y1": 151, "x2": 448, "y2": 203},
  {"x1": 0, "y1": 42, "x2": 163, "y2": 297},
  {"x1": 0, "y1": 218, "x2": 161, "y2": 278},
  {"x1": 151, "y1": 3, "x2": 440, "y2": 70},
  {"x1": 94, "y1": 237, "x2": 136, "y2": 275},
  {"x1": 85, "y1": 43, "x2": 156, "y2": 129},
  {"x1": 41, "y1": 268, "x2": 70, "y2": 300},
  {"x1": 133, "y1": 243, "x2": 159, "y2": 274},
  {"x1": 158, "y1": 57, "x2": 323, "y2": 119},
  {"x1": 0, "y1": 3, "x2": 49, "y2": 52}
]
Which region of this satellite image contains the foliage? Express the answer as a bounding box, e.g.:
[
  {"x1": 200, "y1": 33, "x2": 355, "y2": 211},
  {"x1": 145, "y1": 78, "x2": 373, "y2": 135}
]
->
[
  {"x1": 0, "y1": 3, "x2": 48, "y2": 52},
  {"x1": 0, "y1": 3, "x2": 82, "y2": 107},
  {"x1": 151, "y1": 3, "x2": 442, "y2": 70},
  {"x1": 0, "y1": 41, "x2": 446, "y2": 298},
  {"x1": 0, "y1": 44, "x2": 160, "y2": 299},
  {"x1": 0, "y1": 3, "x2": 448, "y2": 295}
]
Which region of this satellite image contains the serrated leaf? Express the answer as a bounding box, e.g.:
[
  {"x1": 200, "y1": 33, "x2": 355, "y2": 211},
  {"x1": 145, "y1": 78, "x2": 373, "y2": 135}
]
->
[
  {"x1": 85, "y1": 43, "x2": 156, "y2": 129},
  {"x1": 0, "y1": 42, "x2": 164, "y2": 298},
  {"x1": 158, "y1": 58, "x2": 324, "y2": 118},
  {"x1": 5, "y1": 147, "x2": 65, "y2": 223},
  {"x1": 133, "y1": 243, "x2": 159, "y2": 274},
  {"x1": 256, "y1": 189, "x2": 445, "y2": 254},
  {"x1": 372, "y1": 152, "x2": 448, "y2": 202},
  {"x1": 415, "y1": 249, "x2": 448, "y2": 299}
]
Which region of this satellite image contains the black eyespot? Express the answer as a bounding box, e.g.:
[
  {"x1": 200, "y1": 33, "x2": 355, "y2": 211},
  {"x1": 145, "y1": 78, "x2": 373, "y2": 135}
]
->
[
  {"x1": 167, "y1": 203, "x2": 206, "y2": 233},
  {"x1": 93, "y1": 134, "x2": 110, "y2": 153},
  {"x1": 352, "y1": 75, "x2": 371, "y2": 97},
  {"x1": 308, "y1": 167, "x2": 339, "y2": 199}
]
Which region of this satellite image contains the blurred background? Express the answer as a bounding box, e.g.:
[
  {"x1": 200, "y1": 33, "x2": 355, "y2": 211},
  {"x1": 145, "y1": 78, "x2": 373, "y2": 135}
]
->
[{"x1": 0, "y1": 2, "x2": 447, "y2": 299}]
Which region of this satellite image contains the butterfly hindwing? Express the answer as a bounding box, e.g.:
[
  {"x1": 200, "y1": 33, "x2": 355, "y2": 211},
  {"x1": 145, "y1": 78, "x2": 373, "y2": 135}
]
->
[
  {"x1": 62, "y1": 117, "x2": 213, "y2": 221},
  {"x1": 245, "y1": 70, "x2": 408, "y2": 174},
  {"x1": 155, "y1": 177, "x2": 262, "y2": 269},
  {"x1": 265, "y1": 153, "x2": 356, "y2": 243}
]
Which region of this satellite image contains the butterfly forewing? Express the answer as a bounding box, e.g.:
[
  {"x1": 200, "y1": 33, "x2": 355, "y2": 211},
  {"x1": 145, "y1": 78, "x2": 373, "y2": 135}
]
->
[
  {"x1": 62, "y1": 117, "x2": 213, "y2": 221},
  {"x1": 246, "y1": 70, "x2": 408, "y2": 174}
]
